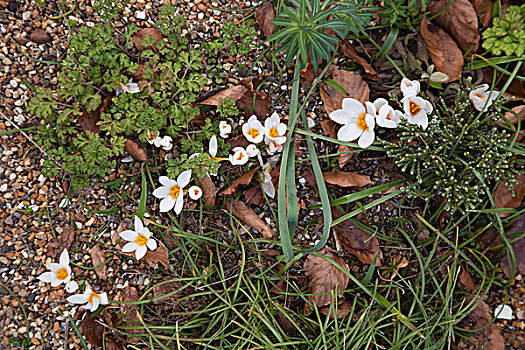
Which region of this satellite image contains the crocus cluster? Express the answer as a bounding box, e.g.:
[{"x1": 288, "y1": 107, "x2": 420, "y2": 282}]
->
[
  {"x1": 146, "y1": 130, "x2": 173, "y2": 151},
  {"x1": 469, "y1": 84, "x2": 499, "y2": 112},
  {"x1": 242, "y1": 113, "x2": 287, "y2": 155}
]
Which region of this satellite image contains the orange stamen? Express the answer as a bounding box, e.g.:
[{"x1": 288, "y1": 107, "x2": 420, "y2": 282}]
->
[
  {"x1": 169, "y1": 185, "x2": 181, "y2": 200},
  {"x1": 135, "y1": 234, "x2": 148, "y2": 247},
  {"x1": 357, "y1": 113, "x2": 369, "y2": 131},
  {"x1": 56, "y1": 268, "x2": 68, "y2": 280},
  {"x1": 409, "y1": 101, "x2": 421, "y2": 116}
]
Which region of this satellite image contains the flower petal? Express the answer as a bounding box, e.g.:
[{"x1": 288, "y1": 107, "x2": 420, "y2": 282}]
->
[
  {"x1": 147, "y1": 238, "x2": 157, "y2": 251},
  {"x1": 139, "y1": 227, "x2": 151, "y2": 239},
  {"x1": 365, "y1": 101, "x2": 376, "y2": 116},
  {"x1": 122, "y1": 242, "x2": 138, "y2": 253},
  {"x1": 50, "y1": 263, "x2": 61, "y2": 273},
  {"x1": 209, "y1": 135, "x2": 218, "y2": 157},
  {"x1": 358, "y1": 130, "x2": 375, "y2": 148},
  {"x1": 135, "y1": 245, "x2": 147, "y2": 260},
  {"x1": 153, "y1": 186, "x2": 171, "y2": 199},
  {"x1": 159, "y1": 176, "x2": 176, "y2": 188},
  {"x1": 177, "y1": 170, "x2": 192, "y2": 189},
  {"x1": 337, "y1": 123, "x2": 362, "y2": 142},
  {"x1": 67, "y1": 294, "x2": 89, "y2": 304},
  {"x1": 342, "y1": 98, "x2": 365, "y2": 117},
  {"x1": 65, "y1": 281, "x2": 79, "y2": 293},
  {"x1": 91, "y1": 295, "x2": 100, "y2": 312},
  {"x1": 38, "y1": 272, "x2": 54, "y2": 283},
  {"x1": 50, "y1": 275, "x2": 62, "y2": 287},
  {"x1": 174, "y1": 192, "x2": 184, "y2": 214},
  {"x1": 119, "y1": 230, "x2": 138, "y2": 242},
  {"x1": 373, "y1": 98, "x2": 388, "y2": 111},
  {"x1": 59, "y1": 249, "x2": 69, "y2": 266},
  {"x1": 159, "y1": 197, "x2": 175, "y2": 212},
  {"x1": 329, "y1": 109, "x2": 352, "y2": 125},
  {"x1": 134, "y1": 216, "x2": 144, "y2": 232},
  {"x1": 99, "y1": 293, "x2": 109, "y2": 305}
]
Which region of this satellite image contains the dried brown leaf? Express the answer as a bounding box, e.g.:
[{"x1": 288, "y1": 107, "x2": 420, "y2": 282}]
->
[
  {"x1": 133, "y1": 28, "x2": 164, "y2": 52},
  {"x1": 153, "y1": 279, "x2": 184, "y2": 306},
  {"x1": 323, "y1": 172, "x2": 371, "y2": 188},
  {"x1": 144, "y1": 241, "x2": 170, "y2": 269},
  {"x1": 320, "y1": 66, "x2": 370, "y2": 115},
  {"x1": 459, "y1": 264, "x2": 477, "y2": 292},
  {"x1": 228, "y1": 134, "x2": 251, "y2": 149},
  {"x1": 196, "y1": 174, "x2": 216, "y2": 207},
  {"x1": 499, "y1": 214, "x2": 525, "y2": 278},
  {"x1": 29, "y1": 29, "x2": 51, "y2": 43},
  {"x1": 237, "y1": 78, "x2": 271, "y2": 119},
  {"x1": 46, "y1": 226, "x2": 75, "y2": 257},
  {"x1": 494, "y1": 174, "x2": 525, "y2": 217},
  {"x1": 117, "y1": 286, "x2": 141, "y2": 341},
  {"x1": 471, "y1": 0, "x2": 495, "y2": 28},
  {"x1": 80, "y1": 313, "x2": 103, "y2": 347},
  {"x1": 301, "y1": 62, "x2": 317, "y2": 89},
  {"x1": 420, "y1": 18, "x2": 463, "y2": 82},
  {"x1": 319, "y1": 299, "x2": 353, "y2": 319},
  {"x1": 231, "y1": 200, "x2": 274, "y2": 238},
  {"x1": 320, "y1": 119, "x2": 338, "y2": 139},
  {"x1": 341, "y1": 41, "x2": 380, "y2": 81},
  {"x1": 200, "y1": 85, "x2": 248, "y2": 106},
  {"x1": 428, "y1": 0, "x2": 480, "y2": 55},
  {"x1": 332, "y1": 208, "x2": 381, "y2": 265},
  {"x1": 459, "y1": 297, "x2": 505, "y2": 350},
  {"x1": 220, "y1": 167, "x2": 259, "y2": 196},
  {"x1": 255, "y1": 2, "x2": 275, "y2": 39},
  {"x1": 106, "y1": 339, "x2": 125, "y2": 350},
  {"x1": 337, "y1": 145, "x2": 355, "y2": 168},
  {"x1": 498, "y1": 105, "x2": 525, "y2": 125},
  {"x1": 90, "y1": 245, "x2": 107, "y2": 280},
  {"x1": 304, "y1": 248, "x2": 349, "y2": 314},
  {"x1": 124, "y1": 139, "x2": 147, "y2": 162},
  {"x1": 78, "y1": 95, "x2": 111, "y2": 133}
]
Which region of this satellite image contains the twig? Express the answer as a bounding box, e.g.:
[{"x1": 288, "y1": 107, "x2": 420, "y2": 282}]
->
[{"x1": 1, "y1": 112, "x2": 49, "y2": 157}]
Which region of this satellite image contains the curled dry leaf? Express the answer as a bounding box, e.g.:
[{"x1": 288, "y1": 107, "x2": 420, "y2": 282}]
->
[
  {"x1": 244, "y1": 165, "x2": 279, "y2": 206},
  {"x1": 124, "y1": 139, "x2": 147, "y2": 162},
  {"x1": 428, "y1": 0, "x2": 479, "y2": 55},
  {"x1": 116, "y1": 286, "x2": 141, "y2": 342},
  {"x1": 459, "y1": 264, "x2": 477, "y2": 293},
  {"x1": 420, "y1": 19, "x2": 463, "y2": 82},
  {"x1": 494, "y1": 174, "x2": 525, "y2": 217},
  {"x1": 196, "y1": 173, "x2": 217, "y2": 207},
  {"x1": 133, "y1": 28, "x2": 164, "y2": 52},
  {"x1": 46, "y1": 226, "x2": 75, "y2": 257},
  {"x1": 319, "y1": 299, "x2": 353, "y2": 319},
  {"x1": 459, "y1": 297, "x2": 505, "y2": 350},
  {"x1": 236, "y1": 78, "x2": 271, "y2": 119},
  {"x1": 29, "y1": 29, "x2": 51, "y2": 43},
  {"x1": 231, "y1": 200, "x2": 274, "y2": 238},
  {"x1": 80, "y1": 313, "x2": 104, "y2": 347},
  {"x1": 90, "y1": 245, "x2": 107, "y2": 280},
  {"x1": 254, "y1": 2, "x2": 275, "y2": 39},
  {"x1": 498, "y1": 105, "x2": 525, "y2": 126},
  {"x1": 228, "y1": 134, "x2": 251, "y2": 149},
  {"x1": 332, "y1": 208, "x2": 381, "y2": 265},
  {"x1": 79, "y1": 95, "x2": 111, "y2": 133},
  {"x1": 499, "y1": 214, "x2": 525, "y2": 278},
  {"x1": 303, "y1": 248, "x2": 350, "y2": 315},
  {"x1": 144, "y1": 241, "x2": 170, "y2": 269},
  {"x1": 471, "y1": 0, "x2": 495, "y2": 28},
  {"x1": 337, "y1": 145, "x2": 356, "y2": 169},
  {"x1": 320, "y1": 66, "x2": 370, "y2": 115},
  {"x1": 153, "y1": 279, "x2": 185, "y2": 306},
  {"x1": 200, "y1": 85, "x2": 248, "y2": 106},
  {"x1": 220, "y1": 166, "x2": 259, "y2": 196},
  {"x1": 301, "y1": 62, "x2": 317, "y2": 89},
  {"x1": 341, "y1": 41, "x2": 380, "y2": 81},
  {"x1": 323, "y1": 172, "x2": 371, "y2": 188}
]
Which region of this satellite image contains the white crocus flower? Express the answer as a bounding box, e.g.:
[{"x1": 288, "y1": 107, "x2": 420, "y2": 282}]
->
[
  {"x1": 67, "y1": 286, "x2": 109, "y2": 312},
  {"x1": 400, "y1": 78, "x2": 420, "y2": 98},
  {"x1": 402, "y1": 96, "x2": 433, "y2": 129},
  {"x1": 38, "y1": 249, "x2": 72, "y2": 287},
  {"x1": 229, "y1": 147, "x2": 249, "y2": 165},
  {"x1": 153, "y1": 170, "x2": 192, "y2": 214},
  {"x1": 377, "y1": 104, "x2": 402, "y2": 128},
  {"x1": 469, "y1": 84, "x2": 499, "y2": 112},
  {"x1": 242, "y1": 115, "x2": 266, "y2": 144},
  {"x1": 267, "y1": 141, "x2": 283, "y2": 155},
  {"x1": 146, "y1": 130, "x2": 160, "y2": 145},
  {"x1": 119, "y1": 216, "x2": 157, "y2": 260},
  {"x1": 159, "y1": 135, "x2": 173, "y2": 151},
  {"x1": 65, "y1": 281, "x2": 79, "y2": 293},
  {"x1": 329, "y1": 98, "x2": 376, "y2": 149},
  {"x1": 219, "y1": 121, "x2": 232, "y2": 138},
  {"x1": 116, "y1": 79, "x2": 140, "y2": 96},
  {"x1": 246, "y1": 144, "x2": 259, "y2": 158},
  {"x1": 264, "y1": 112, "x2": 287, "y2": 145},
  {"x1": 261, "y1": 163, "x2": 275, "y2": 198},
  {"x1": 207, "y1": 135, "x2": 229, "y2": 175},
  {"x1": 188, "y1": 185, "x2": 202, "y2": 200},
  {"x1": 154, "y1": 137, "x2": 163, "y2": 148}
]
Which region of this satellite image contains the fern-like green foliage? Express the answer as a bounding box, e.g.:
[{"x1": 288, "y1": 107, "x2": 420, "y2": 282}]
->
[
  {"x1": 267, "y1": 0, "x2": 370, "y2": 71},
  {"x1": 482, "y1": 4, "x2": 525, "y2": 57},
  {"x1": 382, "y1": 82, "x2": 518, "y2": 213}
]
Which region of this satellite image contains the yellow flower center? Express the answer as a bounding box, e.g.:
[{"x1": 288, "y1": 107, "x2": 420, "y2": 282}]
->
[
  {"x1": 357, "y1": 113, "x2": 369, "y2": 131},
  {"x1": 56, "y1": 268, "x2": 68, "y2": 280},
  {"x1": 269, "y1": 127, "x2": 279, "y2": 138},
  {"x1": 409, "y1": 101, "x2": 421, "y2": 116},
  {"x1": 247, "y1": 128, "x2": 259, "y2": 139},
  {"x1": 169, "y1": 184, "x2": 181, "y2": 200},
  {"x1": 135, "y1": 234, "x2": 148, "y2": 247},
  {"x1": 87, "y1": 291, "x2": 100, "y2": 305}
]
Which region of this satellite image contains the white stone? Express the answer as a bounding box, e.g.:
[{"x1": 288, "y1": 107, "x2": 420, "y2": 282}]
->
[
  {"x1": 0, "y1": 183, "x2": 7, "y2": 192},
  {"x1": 494, "y1": 304, "x2": 513, "y2": 320},
  {"x1": 136, "y1": 11, "x2": 146, "y2": 19},
  {"x1": 197, "y1": 12, "x2": 204, "y2": 20}
]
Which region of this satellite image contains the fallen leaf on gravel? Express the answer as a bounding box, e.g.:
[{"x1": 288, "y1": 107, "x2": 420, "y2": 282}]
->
[
  {"x1": 319, "y1": 299, "x2": 353, "y2": 319},
  {"x1": 499, "y1": 214, "x2": 525, "y2": 278},
  {"x1": 320, "y1": 66, "x2": 370, "y2": 114},
  {"x1": 420, "y1": 19, "x2": 463, "y2": 82},
  {"x1": 236, "y1": 78, "x2": 271, "y2": 119},
  {"x1": 153, "y1": 279, "x2": 184, "y2": 306},
  {"x1": 459, "y1": 264, "x2": 477, "y2": 292},
  {"x1": 301, "y1": 62, "x2": 317, "y2": 89},
  {"x1": 220, "y1": 167, "x2": 259, "y2": 196},
  {"x1": 498, "y1": 105, "x2": 525, "y2": 125},
  {"x1": 46, "y1": 226, "x2": 75, "y2": 257},
  {"x1": 494, "y1": 174, "x2": 525, "y2": 217},
  {"x1": 79, "y1": 95, "x2": 111, "y2": 133},
  {"x1": 472, "y1": 0, "x2": 495, "y2": 28},
  {"x1": 90, "y1": 245, "x2": 107, "y2": 280},
  {"x1": 332, "y1": 208, "x2": 382, "y2": 265},
  {"x1": 231, "y1": 200, "x2": 274, "y2": 238},
  {"x1": 428, "y1": 0, "x2": 480, "y2": 55},
  {"x1": 228, "y1": 134, "x2": 251, "y2": 149},
  {"x1": 80, "y1": 313, "x2": 103, "y2": 347},
  {"x1": 117, "y1": 286, "x2": 141, "y2": 342},
  {"x1": 106, "y1": 339, "x2": 125, "y2": 350},
  {"x1": 112, "y1": 222, "x2": 128, "y2": 246},
  {"x1": 200, "y1": 85, "x2": 248, "y2": 106},
  {"x1": 244, "y1": 165, "x2": 279, "y2": 206},
  {"x1": 29, "y1": 29, "x2": 51, "y2": 43},
  {"x1": 341, "y1": 41, "x2": 380, "y2": 81},
  {"x1": 323, "y1": 172, "x2": 371, "y2": 188},
  {"x1": 320, "y1": 119, "x2": 338, "y2": 139},
  {"x1": 144, "y1": 241, "x2": 170, "y2": 269},
  {"x1": 124, "y1": 139, "x2": 147, "y2": 162},
  {"x1": 459, "y1": 297, "x2": 505, "y2": 350},
  {"x1": 255, "y1": 2, "x2": 275, "y2": 39},
  {"x1": 133, "y1": 28, "x2": 164, "y2": 51},
  {"x1": 196, "y1": 173, "x2": 216, "y2": 207},
  {"x1": 304, "y1": 248, "x2": 349, "y2": 315},
  {"x1": 337, "y1": 145, "x2": 356, "y2": 168}
]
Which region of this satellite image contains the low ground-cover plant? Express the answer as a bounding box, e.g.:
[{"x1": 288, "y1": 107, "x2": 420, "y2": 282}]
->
[{"x1": 482, "y1": 4, "x2": 525, "y2": 57}]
